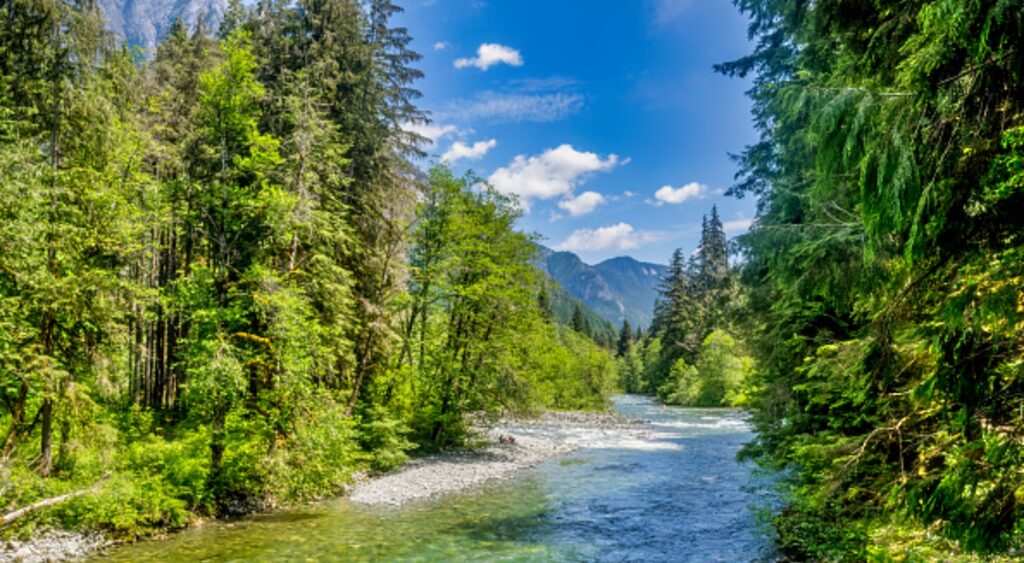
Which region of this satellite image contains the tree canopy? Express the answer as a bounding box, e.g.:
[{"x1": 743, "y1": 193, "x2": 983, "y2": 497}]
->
[{"x1": 723, "y1": 0, "x2": 1024, "y2": 558}]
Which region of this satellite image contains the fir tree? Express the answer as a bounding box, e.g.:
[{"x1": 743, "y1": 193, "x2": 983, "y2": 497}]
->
[{"x1": 616, "y1": 321, "x2": 633, "y2": 357}]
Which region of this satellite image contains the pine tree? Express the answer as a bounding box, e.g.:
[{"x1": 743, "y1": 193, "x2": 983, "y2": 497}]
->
[
  {"x1": 571, "y1": 305, "x2": 587, "y2": 334},
  {"x1": 701, "y1": 205, "x2": 728, "y2": 286},
  {"x1": 616, "y1": 320, "x2": 633, "y2": 357}
]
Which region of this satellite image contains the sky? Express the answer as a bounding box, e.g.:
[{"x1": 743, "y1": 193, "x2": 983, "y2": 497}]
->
[{"x1": 395, "y1": 0, "x2": 758, "y2": 265}]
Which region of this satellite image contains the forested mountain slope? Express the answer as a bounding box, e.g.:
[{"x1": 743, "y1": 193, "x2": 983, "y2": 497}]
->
[
  {"x1": 541, "y1": 278, "x2": 618, "y2": 348},
  {"x1": 535, "y1": 246, "x2": 666, "y2": 329}
]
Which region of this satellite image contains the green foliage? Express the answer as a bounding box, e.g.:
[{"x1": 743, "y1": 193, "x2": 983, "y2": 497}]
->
[
  {"x1": 355, "y1": 405, "x2": 413, "y2": 473},
  {"x1": 0, "y1": 0, "x2": 618, "y2": 542},
  {"x1": 265, "y1": 404, "x2": 366, "y2": 500},
  {"x1": 659, "y1": 331, "x2": 752, "y2": 407},
  {"x1": 617, "y1": 342, "x2": 646, "y2": 394},
  {"x1": 397, "y1": 166, "x2": 618, "y2": 447},
  {"x1": 537, "y1": 278, "x2": 617, "y2": 347},
  {"x1": 721, "y1": 0, "x2": 1024, "y2": 558},
  {"x1": 642, "y1": 206, "x2": 742, "y2": 395}
]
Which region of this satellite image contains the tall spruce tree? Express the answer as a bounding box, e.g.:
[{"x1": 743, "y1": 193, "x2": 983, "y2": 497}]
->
[{"x1": 616, "y1": 320, "x2": 633, "y2": 357}]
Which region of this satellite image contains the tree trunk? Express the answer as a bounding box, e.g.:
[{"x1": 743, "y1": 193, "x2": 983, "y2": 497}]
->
[
  {"x1": 1, "y1": 379, "x2": 28, "y2": 458},
  {"x1": 39, "y1": 398, "x2": 52, "y2": 476}
]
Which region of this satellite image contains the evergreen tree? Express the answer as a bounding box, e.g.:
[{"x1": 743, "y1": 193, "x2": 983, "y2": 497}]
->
[
  {"x1": 616, "y1": 320, "x2": 633, "y2": 357},
  {"x1": 721, "y1": 0, "x2": 1024, "y2": 556},
  {"x1": 571, "y1": 305, "x2": 587, "y2": 334},
  {"x1": 700, "y1": 205, "x2": 728, "y2": 287}
]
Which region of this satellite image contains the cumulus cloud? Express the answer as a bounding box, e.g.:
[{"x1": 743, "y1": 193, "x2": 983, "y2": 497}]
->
[
  {"x1": 653, "y1": 182, "x2": 707, "y2": 206},
  {"x1": 557, "y1": 191, "x2": 606, "y2": 217},
  {"x1": 441, "y1": 139, "x2": 497, "y2": 163},
  {"x1": 402, "y1": 121, "x2": 459, "y2": 145},
  {"x1": 454, "y1": 43, "x2": 523, "y2": 71},
  {"x1": 487, "y1": 145, "x2": 619, "y2": 209},
  {"x1": 433, "y1": 41, "x2": 449, "y2": 51},
  {"x1": 555, "y1": 223, "x2": 656, "y2": 252}
]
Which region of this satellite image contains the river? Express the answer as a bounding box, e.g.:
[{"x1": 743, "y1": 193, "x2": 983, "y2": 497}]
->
[{"x1": 99, "y1": 395, "x2": 777, "y2": 562}]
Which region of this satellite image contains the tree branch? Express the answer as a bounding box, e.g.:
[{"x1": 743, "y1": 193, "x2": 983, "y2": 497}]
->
[{"x1": 0, "y1": 473, "x2": 111, "y2": 528}]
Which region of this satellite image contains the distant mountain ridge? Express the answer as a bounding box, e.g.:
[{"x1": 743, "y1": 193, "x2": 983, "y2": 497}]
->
[
  {"x1": 534, "y1": 246, "x2": 666, "y2": 329},
  {"x1": 97, "y1": 0, "x2": 225, "y2": 51}
]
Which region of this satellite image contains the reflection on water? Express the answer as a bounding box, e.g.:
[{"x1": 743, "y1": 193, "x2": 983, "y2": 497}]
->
[{"x1": 99, "y1": 396, "x2": 776, "y2": 562}]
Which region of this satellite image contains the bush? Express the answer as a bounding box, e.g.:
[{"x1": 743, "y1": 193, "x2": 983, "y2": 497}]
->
[
  {"x1": 266, "y1": 402, "x2": 370, "y2": 499},
  {"x1": 57, "y1": 473, "x2": 190, "y2": 538},
  {"x1": 659, "y1": 330, "x2": 752, "y2": 407},
  {"x1": 356, "y1": 405, "x2": 414, "y2": 473}
]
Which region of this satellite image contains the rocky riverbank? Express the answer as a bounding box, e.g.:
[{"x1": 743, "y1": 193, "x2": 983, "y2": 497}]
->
[
  {"x1": 348, "y1": 410, "x2": 653, "y2": 506},
  {"x1": 1, "y1": 409, "x2": 651, "y2": 561},
  {"x1": 2, "y1": 531, "x2": 108, "y2": 563}
]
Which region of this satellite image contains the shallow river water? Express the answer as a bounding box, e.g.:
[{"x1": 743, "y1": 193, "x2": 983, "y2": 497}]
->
[{"x1": 99, "y1": 395, "x2": 776, "y2": 562}]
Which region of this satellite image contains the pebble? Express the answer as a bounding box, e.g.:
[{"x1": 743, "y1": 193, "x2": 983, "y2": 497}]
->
[{"x1": 2, "y1": 531, "x2": 108, "y2": 563}]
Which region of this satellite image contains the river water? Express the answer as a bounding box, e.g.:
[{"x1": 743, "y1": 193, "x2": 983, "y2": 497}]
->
[{"x1": 99, "y1": 396, "x2": 776, "y2": 562}]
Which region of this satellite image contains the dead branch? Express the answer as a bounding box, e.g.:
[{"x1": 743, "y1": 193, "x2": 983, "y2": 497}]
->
[{"x1": 0, "y1": 473, "x2": 111, "y2": 528}]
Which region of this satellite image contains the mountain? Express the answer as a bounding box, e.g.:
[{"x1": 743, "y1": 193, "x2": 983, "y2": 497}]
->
[
  {"x1": 97, "y1": 0, "x2": 226, "y2": 51},
  {"x1": 535, "y1": 246, "x2": 666, "y2": 329},
  {"x1": 541, "y1": 278, "x2": 618, "y2": 348}
]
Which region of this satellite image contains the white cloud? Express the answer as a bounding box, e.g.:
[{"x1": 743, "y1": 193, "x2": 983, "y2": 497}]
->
[
  {"x1": 723, "y1": 218, "x2": 754, "y2": 233},
  {"x1": 441, "y1": 139, "x2": 497, "y2": 163},
  {"x1": 454, "y1": 43, "x2": 523, "y2": 71},
  {"x1": 623, "y1": 190, "x2": 636, "y2": 198},
  {"x1": 402, "y1": 121, "x2": 459, "y2": 145},
  {"x1": 653, "y1": 182, "x2": 707, "y2": 206},
  {"x1": 433, "y1": 41, "x2": 449, "y2": 51},
  {"x1": 555, "y1": 223, "x2": 656, "y2": 252},
  {"x1": 558, "y1": 191, "x2": 606, "y2": 217},
  {"x1": 487, "y1": 145, "x2": 619, "y2": 209}
]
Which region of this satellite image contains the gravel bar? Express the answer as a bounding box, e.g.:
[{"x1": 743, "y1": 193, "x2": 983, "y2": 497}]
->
[{"x1": 347, "y1": 410, "x2": 652, "y2": 506}]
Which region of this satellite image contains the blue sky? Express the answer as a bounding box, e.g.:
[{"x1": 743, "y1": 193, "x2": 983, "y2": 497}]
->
[{"x1": 396, "y1": 0, "x2": 757, "y2": 265}]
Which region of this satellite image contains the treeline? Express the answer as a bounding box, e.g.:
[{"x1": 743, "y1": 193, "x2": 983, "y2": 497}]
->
[
  {"x1": 721, "y1": 0, "x2": 1024, "y2": 559},
  {"x1": 617, "y1": 206, "x2": 752, "y2": 408},
  {"x1": 0, "y1": 0, "x2": 615, "y2": 536}
]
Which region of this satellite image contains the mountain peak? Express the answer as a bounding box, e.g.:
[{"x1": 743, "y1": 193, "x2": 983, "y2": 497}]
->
[{"x1": 534, "y1": 246, "x2": 666, "y2": 328}]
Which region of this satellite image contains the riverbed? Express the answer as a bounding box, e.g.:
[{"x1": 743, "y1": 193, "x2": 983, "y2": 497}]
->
[{"x1": 97, "y1": 395, "x2": 776, "y2": 562}]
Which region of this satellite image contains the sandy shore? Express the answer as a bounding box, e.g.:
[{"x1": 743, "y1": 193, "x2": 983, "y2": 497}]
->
[{"x1": 348, "y1": 410, "x2": 652, "y2": 506}]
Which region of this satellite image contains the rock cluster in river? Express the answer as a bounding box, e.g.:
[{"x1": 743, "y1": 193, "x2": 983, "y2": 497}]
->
[{"x1": 348, "y1": 410, "x2": 653, "y2": 506}]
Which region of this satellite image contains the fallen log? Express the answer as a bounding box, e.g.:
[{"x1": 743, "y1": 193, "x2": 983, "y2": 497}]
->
[{"x1": 0, "y1": 473, "x2": 111, "y2": 527}]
